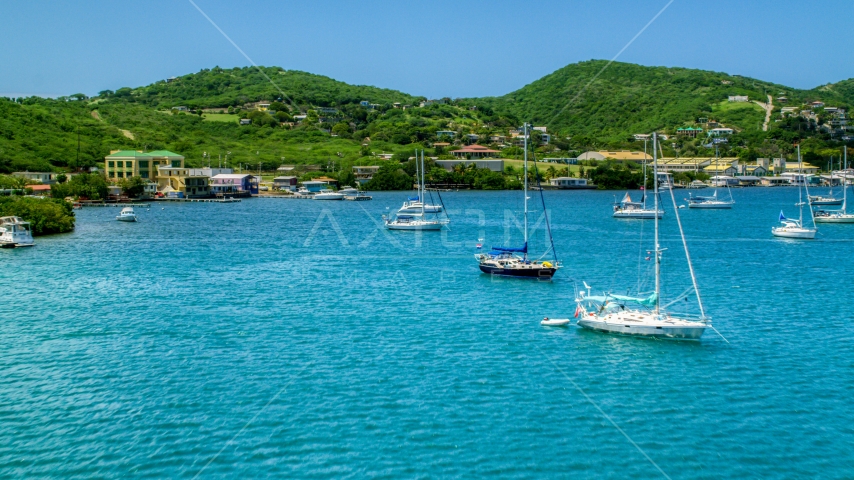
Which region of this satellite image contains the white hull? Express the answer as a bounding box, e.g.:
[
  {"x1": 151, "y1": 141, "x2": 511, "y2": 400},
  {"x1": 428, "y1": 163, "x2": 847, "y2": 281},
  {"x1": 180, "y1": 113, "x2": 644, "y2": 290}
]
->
[
  {"x1": 613, "y1": 210, "x2": 662, "y2": 219},
  {"x1": 385, "y1": 221, "x2": 444, "y2": 230},
  {"x1": 577, "y1": 315, "x2": 705, "y2": 340},
  {"x1": 116, "y1": 215, "x2": 137, "y2": 222},
  {"x1": 541, "y1": 318, "x2": 570, "y2": 326},
  {"x1": 313, "y1": 193, "x2": 345, "y2": 200},
  {"x1": 815, "y1": 214, "x2": 854, "y2": 223},
  {"x1": 772, "y1": 227, "x2": 816, "y2": 239},
  {"x1": 688, "y1": 202, "x2": 733, "y2": 209}
]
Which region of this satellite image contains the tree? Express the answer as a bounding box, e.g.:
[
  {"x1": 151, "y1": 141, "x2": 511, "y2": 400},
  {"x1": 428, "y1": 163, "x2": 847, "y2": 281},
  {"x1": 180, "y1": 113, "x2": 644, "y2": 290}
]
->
[
  {"x1": 363, "y1": 163, "x2": 413, "y2": 190},
  {"x1": 119, "y1": 176, "x2": 147, "y2": 198},
  {"x1": 332, "y1": 122, "x2": 350, "y2": 137},
  {"x1": 55, "y1": 174, "x2": 67, "y2": 184}
]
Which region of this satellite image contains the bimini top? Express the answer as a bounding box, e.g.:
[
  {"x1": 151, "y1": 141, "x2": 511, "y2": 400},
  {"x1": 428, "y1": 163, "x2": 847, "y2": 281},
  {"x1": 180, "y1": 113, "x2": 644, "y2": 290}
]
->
[
  {"x1": 490, "y1": 242, "x2": 527, "y2": 254},
  {"x1": 582, "y1": 292, "x2": 658, "y2": 308}
]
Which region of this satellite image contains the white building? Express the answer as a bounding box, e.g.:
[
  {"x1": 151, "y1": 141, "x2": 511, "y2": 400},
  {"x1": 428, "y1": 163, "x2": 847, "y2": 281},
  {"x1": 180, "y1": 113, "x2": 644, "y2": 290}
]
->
[{"x1": 728, "y1": 95, "x2": 749, "y2": 102}]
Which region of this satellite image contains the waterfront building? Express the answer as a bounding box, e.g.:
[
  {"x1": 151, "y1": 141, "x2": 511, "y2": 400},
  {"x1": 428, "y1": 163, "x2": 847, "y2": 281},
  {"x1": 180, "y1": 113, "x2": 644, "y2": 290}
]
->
[
  {"x1": 273, "y1": 176, "x2": 298, "y2": 191},
  {"x1": 104, "y1": 150, "x2": 184, "y2": 180},
  {"x1": 156, "y1": 166, "x2": 210, "y2": 197},
  {"x1": 210, "y1": 173, "x2": 258, "y2": 195}
]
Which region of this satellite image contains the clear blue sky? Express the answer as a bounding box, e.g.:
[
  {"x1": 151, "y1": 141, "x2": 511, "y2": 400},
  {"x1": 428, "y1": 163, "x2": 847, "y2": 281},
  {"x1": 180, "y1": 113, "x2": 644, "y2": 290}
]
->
[{"x1": 1, "y1": 0, "x2": 852, "y2": 98}]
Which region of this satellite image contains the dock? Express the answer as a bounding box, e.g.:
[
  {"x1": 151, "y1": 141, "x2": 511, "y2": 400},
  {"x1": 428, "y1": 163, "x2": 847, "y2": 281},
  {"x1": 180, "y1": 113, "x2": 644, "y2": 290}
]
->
[
  {"x1": 80, "y1": 203, "x2": 151, "y2": 208},
  {"x1": 152, "y1": 198, "x2": 241, "y2": 203}
]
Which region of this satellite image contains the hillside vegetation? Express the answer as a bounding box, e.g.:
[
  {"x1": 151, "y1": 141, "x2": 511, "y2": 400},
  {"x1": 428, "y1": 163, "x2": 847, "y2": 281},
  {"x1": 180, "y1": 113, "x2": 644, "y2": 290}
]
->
[{"x1": 1, "y1": 61, "x2": 853, "y2": 182}]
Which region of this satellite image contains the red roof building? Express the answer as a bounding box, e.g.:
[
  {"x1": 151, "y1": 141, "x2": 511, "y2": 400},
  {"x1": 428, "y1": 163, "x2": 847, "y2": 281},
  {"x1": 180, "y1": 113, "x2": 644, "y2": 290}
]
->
[{"x1": 449, "y1": 144, "x2": 500, "y2": 158}]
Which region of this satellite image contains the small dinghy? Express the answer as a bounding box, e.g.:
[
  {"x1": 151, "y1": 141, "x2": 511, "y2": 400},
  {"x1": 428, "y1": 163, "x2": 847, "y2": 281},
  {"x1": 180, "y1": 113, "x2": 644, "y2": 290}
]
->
[{"x1": 541, "y1": 317, "x2": 570, "y2": 327}]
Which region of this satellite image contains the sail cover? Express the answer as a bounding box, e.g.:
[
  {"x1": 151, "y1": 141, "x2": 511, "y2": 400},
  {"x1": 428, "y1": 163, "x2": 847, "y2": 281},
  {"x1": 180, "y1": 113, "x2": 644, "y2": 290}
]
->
[
  {"x1": 490, "y1": 242, "x2": 527, "y2": 253},
  {"x1": 408, "y1": 196, "x2": 419, "y2": 201}
]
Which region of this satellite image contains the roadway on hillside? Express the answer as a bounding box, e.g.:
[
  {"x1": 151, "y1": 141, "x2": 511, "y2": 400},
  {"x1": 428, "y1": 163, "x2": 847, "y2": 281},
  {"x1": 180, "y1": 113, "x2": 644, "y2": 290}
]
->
[
  {"x1": 753, "y1": 95, "x2": 773, "y2": 131},
  {"x1": 91, "y1": 109, "x2": 135, "y2": 140}
]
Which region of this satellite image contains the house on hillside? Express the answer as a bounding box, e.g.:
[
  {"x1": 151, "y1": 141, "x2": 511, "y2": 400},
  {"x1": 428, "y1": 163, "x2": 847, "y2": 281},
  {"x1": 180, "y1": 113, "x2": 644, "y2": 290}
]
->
[
  {"x1": 239, "y1": 118, "x2": 251, "y2": 125},
  {"x1": 449, "y1": 145, "x2": 500, "y2": 159},
  {"x1": 676, "y1": 127, "x2": 703, "y2": 138},
  {"x1": 104, "y1": 150, "x2": 184, "y2": 180},
  {"x1": 728, "y1": 95, "x2": 749, "y2": 102}
]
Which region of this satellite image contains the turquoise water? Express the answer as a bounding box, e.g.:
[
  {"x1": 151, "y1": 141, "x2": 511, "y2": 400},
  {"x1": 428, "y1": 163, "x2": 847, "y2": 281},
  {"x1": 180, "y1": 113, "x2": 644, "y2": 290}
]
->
[{"x1": 2, "y1": 188, "x2": 853, "y2": 478}]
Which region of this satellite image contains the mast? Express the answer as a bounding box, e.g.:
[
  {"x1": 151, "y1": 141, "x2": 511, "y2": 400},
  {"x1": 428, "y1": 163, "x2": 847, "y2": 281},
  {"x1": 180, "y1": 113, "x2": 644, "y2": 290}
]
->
[
  {"x1": 642, "y1": 138, "x2": 648, "y2": 208},
  {"x1": 523, "y1": 123, "x2": 529, "y2": 257},
  {"x1": 797, "y1": 145, "x2": 803, "y2": 225},
  {"x1": 420, "y1": 150, "x2": 425, "y2": 216},
  {"x1": 844, "y1": 147, "x2": 848, "y2": 214},
  {"x1": 653, "y1": 132, "x2": 660, "y2": 316}
]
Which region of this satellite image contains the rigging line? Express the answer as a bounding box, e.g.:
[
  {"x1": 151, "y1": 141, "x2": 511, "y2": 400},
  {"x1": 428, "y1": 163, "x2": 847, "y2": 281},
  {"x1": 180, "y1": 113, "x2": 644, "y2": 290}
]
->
[
  {"x1": 529, "y1": 146, "x2": 559, "y2": 263},
  {"x1": 666, "y1": 169, "x2": 708, "y2": 320},
  {"x1": 541, "y1": 0, "x2": 676, "y2": 126},
  {"x1": 709, "y1": 324, "x2": 730, "y2": 344},
  {"x1": 187, "y1": 0, "x2": 299, "y2": 111},
  {"x1": 533, "y1": 343, "x2": 672, "y2": 480}
]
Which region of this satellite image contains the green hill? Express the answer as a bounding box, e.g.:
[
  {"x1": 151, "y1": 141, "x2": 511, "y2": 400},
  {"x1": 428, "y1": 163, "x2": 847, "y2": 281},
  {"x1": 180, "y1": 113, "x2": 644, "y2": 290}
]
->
[
  {"x1": 476, "y1": 60, "x2": 852, "y2": 141},
  {"x1": 1, "y1": 61, "x2": 853, "y2": 177}
]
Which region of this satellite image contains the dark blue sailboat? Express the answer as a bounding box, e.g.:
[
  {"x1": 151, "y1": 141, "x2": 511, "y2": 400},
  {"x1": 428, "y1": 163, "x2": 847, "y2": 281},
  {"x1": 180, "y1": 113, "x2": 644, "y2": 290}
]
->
[{"x1": 474, "y1": 123, "x2": 561, "y2": 279}]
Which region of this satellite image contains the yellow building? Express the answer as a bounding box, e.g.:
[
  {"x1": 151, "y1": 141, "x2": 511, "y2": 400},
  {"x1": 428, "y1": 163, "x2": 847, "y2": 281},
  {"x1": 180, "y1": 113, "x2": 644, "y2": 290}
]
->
[
  {"x1": 104, "y1": 150, "x2": 185, "y2": 180},
  {"x1": 156, "y1": 166, "x2": 210, "y2": 197}
]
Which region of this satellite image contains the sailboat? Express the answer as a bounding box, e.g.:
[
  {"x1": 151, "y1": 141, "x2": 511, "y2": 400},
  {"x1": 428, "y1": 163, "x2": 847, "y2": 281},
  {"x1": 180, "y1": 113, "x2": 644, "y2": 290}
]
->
[
  {"x1": 383, "y1": 150, "x2": 448, "y2": 230},
  {"x1": 574, "y1": 133, "x2": 709, "y2": 339},
  {"x1": 815, "y1": 146, "x2": 854, "y2": 223},
  {"x1": 810, "y1": 156, "x2": 843, "y2": 206},
  {"x1": 687, "y1": 147, "x2": 734, "y2": 209},
  {"x1": 475, "y1": 123, "x2": 561, "y2": 279},
  {"x1": 613, "y1": 148, "x2": 663, "y2": 219},
  {"x1": 772, "y1": 145, "x2": 817, "y2": 239}
]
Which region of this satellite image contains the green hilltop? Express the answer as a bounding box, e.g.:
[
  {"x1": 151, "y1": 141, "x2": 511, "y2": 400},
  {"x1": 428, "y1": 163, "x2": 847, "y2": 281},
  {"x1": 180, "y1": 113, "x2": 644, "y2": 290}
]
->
[{"x1": 1, "y1": 61, "x2": 853, "y2": 177}]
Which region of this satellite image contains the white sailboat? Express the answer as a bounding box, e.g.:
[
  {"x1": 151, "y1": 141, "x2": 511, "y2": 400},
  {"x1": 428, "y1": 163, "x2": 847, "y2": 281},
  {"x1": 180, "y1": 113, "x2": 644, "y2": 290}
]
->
[
  {"x1": 575, "y1": 132, "x2": 709, "y2": 340},
  {"x1": 815, "y1": 146, "x2": 854, "y2": 223},
  {"x1": 384, "y1": 150, "x2": 448, "y2": 230},
  {"x1": 809, "y1": 156, "x2": 843, "y2": 206},
  {"x1": 687, "y1": 147, "x2": 734, "y2": 209},
  {"x1": 613, "y1": 148, "x2": 663, "y2": 219},
  {"x1": 772, "y1": 145, "x2": 817, "y2": 239}
]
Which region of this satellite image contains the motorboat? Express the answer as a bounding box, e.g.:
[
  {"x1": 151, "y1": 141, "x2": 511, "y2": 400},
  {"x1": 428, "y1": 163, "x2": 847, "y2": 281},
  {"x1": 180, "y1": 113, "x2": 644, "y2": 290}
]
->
[
  {"x1": 116, "y1": 207, "x2": 138, "y2": 222},
  {"x1": 773, "y1": 145, "x2": 817, "y2": 239},
  {"x1": 338, "y1": 186, "x2": 361, "y2": 195},
  {"x1": 575, "y1": 133, "x2": 709, "y2": 340},
  {"x1": 313, "y1": 190, "x2": 345, "y2": 200},
  {"x1": 0, "y1": 216, "x2": 34, "y2": 248},
  {"x1": 475, "y1": 123, "x2": 561, "y2": 279},
  {"x1": 810, "y1": 161, "x2": 843, "y2": 205},
  {"x1": 686, "y1": 180, "x2": 708, "y2": 189}
]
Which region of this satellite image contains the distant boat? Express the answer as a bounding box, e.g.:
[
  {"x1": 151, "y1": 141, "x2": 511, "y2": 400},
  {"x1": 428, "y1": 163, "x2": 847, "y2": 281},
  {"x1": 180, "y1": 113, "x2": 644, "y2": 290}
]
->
[
  {"x1": 475, "y1": 123, "x2": 561, "y2": 279},
  {"x1": 338, "y1": 186, "x2": 360, "y2": 195},
  {"x1": 384, "y1": 150, "x2": 448, "y2": 230},
  {"x1": 686, "y1": 190, "x2": 734, "y2": 209},
  {"x1": 815, "y1": 146, "x2": 854, "y2": 223},
  {"x1": 0, "y1": 216, "x2": 34, "y2": 248},
  {"x1": 773, "y1": 146, "x2": 817, "y2": 239},
  {"x1": 116, "y1": 207, "x2": 138, "y2": 222},
  {"x1": 686, "y1": 180, "x2": 708, "y2": 189},
  {"x1": 575, "y1": 133, "x2": 709, "y2": 340},
  {"x1": 313, "y1": 190, "x2": 345, "y2": 200},
  {"x1": 613, "y1": 157, "x2": 662, "y2": 219},
  {"x1": 810, "y1": 157, "x2": 843, "y2": 205}
]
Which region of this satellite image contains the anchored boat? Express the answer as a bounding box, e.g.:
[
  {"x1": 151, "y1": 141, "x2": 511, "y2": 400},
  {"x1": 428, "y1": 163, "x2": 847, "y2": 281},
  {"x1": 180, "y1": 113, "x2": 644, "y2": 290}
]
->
[
  {"x1": 575, "y1": 133, "x2": 710, "y2": 340},
  {"x1": 0, "y1": 216, "x2": 34, "y2": 248}
]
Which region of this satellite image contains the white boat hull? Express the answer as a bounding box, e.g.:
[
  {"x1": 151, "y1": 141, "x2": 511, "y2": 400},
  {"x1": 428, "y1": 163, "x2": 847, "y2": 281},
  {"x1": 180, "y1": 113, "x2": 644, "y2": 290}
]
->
[
  {"x1": 613, "y1": 210, "x2": 662, "y2": 219},
  {"x1": 688, "y1": 202, "x2": 733, "y2": 209},
  {"x1": 815, "y1": 214, "x2": 854, "y2": 223},
  {"x1": 541, "y1": 318, "x2": 570, "y2": 326},
  {"x1": 116, "y1": 215, "x2": 137, "y2": 222},
  {"x1": 385, "y1": 221, "x2": 444, "y2": 230},
  {"x1": 577, "y1": 316, "x2": 705, "y2": 339},
  {"x1": 771, "y1": 227, "x2": 816, "y2": 239},
  {"x1": 313, "y1": 193, "x2": 345, "y2": 200}
]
